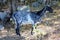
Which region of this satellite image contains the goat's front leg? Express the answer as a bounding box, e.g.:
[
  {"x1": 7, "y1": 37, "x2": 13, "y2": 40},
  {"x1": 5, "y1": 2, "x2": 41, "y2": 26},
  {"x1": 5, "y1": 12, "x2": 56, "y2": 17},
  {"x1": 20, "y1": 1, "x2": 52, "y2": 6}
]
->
[
  {"x1": 31, "y1": 24, "x2": 36, "y2": 35},
  {"x1": 31, "y1": 25, "x2": 34, "y2": 35}
]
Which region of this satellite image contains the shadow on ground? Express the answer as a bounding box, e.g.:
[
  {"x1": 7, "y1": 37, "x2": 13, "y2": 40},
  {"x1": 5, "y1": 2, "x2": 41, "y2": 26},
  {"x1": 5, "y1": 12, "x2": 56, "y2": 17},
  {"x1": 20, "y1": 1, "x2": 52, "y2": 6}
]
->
[{"x1": 0, "y1": 35, "x2": 25, "y2": 40}]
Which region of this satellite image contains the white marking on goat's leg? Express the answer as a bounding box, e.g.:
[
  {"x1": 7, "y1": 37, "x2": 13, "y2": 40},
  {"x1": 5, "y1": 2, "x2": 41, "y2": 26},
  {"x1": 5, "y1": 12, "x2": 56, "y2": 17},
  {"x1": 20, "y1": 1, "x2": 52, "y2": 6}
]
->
[{"x1": 27, "y1": 14, "x2": 35, "y2": 35}]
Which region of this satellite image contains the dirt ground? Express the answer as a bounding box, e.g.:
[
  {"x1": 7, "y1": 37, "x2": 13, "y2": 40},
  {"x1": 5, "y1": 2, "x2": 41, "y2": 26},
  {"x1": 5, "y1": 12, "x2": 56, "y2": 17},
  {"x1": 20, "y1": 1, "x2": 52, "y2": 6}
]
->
[{"x1": 0, "y1": 9, "x2": 60, "y2": 40}]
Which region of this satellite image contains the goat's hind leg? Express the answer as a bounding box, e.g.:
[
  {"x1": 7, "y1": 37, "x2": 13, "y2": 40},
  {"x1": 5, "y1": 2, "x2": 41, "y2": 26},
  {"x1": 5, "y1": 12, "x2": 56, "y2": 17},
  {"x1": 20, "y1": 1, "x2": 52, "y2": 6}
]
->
[{"x1": 15, "y1": 23, "x2": 21, "y2": 36}]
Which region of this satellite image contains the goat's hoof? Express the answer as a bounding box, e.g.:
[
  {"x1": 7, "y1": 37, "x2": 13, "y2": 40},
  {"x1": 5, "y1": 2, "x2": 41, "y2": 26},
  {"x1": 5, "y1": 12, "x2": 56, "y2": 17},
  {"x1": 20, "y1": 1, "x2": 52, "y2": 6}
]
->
[
  {"x1": 31, "y1": 32, "x2": 34, "y2": 35},
  {"x1": 17, "y1": 34, "x2": 21, "y2": 37}
]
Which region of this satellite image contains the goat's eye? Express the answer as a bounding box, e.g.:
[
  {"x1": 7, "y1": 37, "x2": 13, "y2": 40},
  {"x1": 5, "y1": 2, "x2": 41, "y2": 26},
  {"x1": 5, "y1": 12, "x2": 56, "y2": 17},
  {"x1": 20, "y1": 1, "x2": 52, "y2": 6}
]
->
[
  {"x1": 46, "y1": 11, "x2": 48, "y2": 13},
  {"x1": 10, "y1": 18, "x2": 12, "y2": 21}
]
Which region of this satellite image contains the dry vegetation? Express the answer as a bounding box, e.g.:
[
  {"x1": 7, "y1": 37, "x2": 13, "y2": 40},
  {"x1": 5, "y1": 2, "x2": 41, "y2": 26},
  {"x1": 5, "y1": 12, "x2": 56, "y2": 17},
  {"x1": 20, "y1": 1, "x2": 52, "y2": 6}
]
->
[
  {"x1": 0, "y1": 1, "x2": 60, "y2": 40},
  {"x1": 0, "y1": 8, "x2": 60, "y2": 40}
]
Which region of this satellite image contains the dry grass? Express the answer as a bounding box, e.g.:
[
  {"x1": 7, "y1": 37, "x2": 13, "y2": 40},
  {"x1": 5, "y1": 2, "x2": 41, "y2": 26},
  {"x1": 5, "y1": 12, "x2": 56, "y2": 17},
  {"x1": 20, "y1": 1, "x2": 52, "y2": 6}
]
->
[{"x1": 0, "y1": 7, "x2": 60, "y2": 40}]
